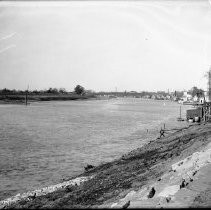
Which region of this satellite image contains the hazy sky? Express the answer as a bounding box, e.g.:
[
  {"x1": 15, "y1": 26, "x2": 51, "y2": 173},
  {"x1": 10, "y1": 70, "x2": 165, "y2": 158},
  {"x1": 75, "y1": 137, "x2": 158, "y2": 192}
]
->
[{"x1": 0, "y1": 0, "x2": 211, "y2": 92}]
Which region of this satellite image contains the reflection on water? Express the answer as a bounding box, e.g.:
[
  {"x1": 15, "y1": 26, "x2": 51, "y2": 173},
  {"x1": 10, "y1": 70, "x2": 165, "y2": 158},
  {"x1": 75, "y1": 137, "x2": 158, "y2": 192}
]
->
[{"x1": 0, "y1": 98, "x2": 190, "y2": 200}]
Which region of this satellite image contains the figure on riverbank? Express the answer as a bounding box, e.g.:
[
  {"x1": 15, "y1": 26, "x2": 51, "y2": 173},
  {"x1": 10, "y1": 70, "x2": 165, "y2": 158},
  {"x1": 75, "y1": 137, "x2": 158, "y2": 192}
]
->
[{"x1": 159, "y1": 128, "x2": 165, "y2": 138}]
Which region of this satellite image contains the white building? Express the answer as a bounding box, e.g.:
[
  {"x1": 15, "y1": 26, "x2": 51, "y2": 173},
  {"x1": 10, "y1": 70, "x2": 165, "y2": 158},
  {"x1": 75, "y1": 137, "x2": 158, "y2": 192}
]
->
[
  {"x1": 182, "y1": 91, "x2": 192, "y2": 102},
  {"x1": 193, "y1": 95, "x2": 198, "y2": 102},
  {"x1": 199, "y1": 97, "x2": 205, "y2": 104}
]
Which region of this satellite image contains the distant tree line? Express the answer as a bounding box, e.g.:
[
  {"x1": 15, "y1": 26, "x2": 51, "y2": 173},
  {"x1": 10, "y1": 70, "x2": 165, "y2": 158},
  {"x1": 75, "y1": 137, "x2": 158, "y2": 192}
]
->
[
  {"x1": 94, "y1": 86, "x2": 205, "y2": 100},
  {"x1": 95, "y1": 90, "x2": 185, "y2": 98},
  {"x1": 0, "y1": 85, "x2": 86, "y2": 96},
  {"x1": 0, "y1": 85, "x2": 204, "y2": 98},
  {"x1": 0, "y1": 88, "x2": 68, "y2": 95}
]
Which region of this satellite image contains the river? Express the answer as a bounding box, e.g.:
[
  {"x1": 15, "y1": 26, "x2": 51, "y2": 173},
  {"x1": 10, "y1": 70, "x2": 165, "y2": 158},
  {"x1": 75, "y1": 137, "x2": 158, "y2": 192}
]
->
[{"x1": 0, "y1": 98, "x2": 191, "y2": 200}]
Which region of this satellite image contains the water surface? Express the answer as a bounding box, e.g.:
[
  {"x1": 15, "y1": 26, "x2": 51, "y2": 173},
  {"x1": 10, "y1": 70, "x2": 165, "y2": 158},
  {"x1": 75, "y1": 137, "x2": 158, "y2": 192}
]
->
[{"x1": 0, "y1": 98, "x2": 190, "y2": 200}]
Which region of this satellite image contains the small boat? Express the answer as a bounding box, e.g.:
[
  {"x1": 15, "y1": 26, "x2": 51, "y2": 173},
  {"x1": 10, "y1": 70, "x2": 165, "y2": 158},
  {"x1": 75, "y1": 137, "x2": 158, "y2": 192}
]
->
[
  {"x1": 177, "y1": 117, "x2": 184, "y2": 121},
  {"x1": 182, "y1": 101, "x2": 195, "y2": 105}
]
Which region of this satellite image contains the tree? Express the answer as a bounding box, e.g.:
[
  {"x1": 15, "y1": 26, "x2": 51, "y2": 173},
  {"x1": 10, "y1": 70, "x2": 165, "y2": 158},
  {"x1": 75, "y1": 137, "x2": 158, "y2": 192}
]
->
[
  {"x1": 46, "y1": 88, "x2": 59, "y2": 94},
  {"x1": 59, "y1": 88, "x2": 67, "y2": 94},
  {"x1": 1, "y1": 88, "x2": 11, "y2": 93},
  {"x1": 32, "y1": 89, "x2": 39, "y2": 94},
  {"x1": 190, "y1": 86, "x2": 204, "y2": 98},
  {"x1": 46, "y1": 88, "x2": 53, "y2": 94},
  {"x1": 74, "y1": 85, "x2": 85, "y2": 95},
  {"x1": 52, "y1": 88, "x2": 59, "y2": 94}
]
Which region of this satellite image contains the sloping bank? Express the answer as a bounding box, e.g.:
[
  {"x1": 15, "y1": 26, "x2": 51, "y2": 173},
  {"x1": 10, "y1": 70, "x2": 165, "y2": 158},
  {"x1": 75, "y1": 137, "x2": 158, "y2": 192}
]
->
[{"x1": 1, "y1": 123, "x2": 211, "y2": 209}]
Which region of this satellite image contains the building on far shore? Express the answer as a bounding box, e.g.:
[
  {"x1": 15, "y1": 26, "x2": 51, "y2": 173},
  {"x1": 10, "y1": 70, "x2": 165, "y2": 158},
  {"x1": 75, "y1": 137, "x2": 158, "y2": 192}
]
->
[
  {"x1": 199, "y1": 97, "x2": 205, "y2": 104},
  {"x1": 186, "y1": 67, "x2": 211, "y2": 122},
  {"x1": 182, "y1": 91, "x2": 192, "y2": 102}
]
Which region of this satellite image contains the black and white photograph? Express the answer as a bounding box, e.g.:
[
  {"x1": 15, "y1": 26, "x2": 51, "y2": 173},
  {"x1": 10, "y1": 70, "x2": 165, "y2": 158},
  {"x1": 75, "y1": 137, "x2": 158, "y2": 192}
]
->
[{"x1": 0, "y1": 0, "x2": 211, "y2": 208}]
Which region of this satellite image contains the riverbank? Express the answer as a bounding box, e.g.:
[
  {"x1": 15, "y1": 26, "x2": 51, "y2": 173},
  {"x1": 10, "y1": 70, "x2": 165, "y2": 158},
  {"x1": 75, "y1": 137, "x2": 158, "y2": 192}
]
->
[
  {"x1": 1, "y1": 122, "x2": 211, "y2": 209},
  {"x1": 0, "y1": 94, "x2": 97, "y2": 104}
]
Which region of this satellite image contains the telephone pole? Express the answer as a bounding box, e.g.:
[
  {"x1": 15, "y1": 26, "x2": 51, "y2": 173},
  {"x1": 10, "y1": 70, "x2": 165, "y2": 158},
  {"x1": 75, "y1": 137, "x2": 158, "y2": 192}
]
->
[{"x1": 25, "y1": 85, "x2": 29, "y2": 106}]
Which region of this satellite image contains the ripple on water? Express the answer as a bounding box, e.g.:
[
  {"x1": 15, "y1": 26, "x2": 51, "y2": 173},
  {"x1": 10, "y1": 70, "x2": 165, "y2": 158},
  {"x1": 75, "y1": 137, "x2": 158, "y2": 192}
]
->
[{"x1": 0, "y1": 99, "x2": 191, "y2": 200}]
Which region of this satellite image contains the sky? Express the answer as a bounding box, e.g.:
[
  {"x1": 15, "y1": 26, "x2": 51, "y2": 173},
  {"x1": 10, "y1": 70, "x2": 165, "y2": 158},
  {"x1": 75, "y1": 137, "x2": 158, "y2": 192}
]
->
[{"x1": 0, "y1": 0, "x2": 211, "y2": 92}]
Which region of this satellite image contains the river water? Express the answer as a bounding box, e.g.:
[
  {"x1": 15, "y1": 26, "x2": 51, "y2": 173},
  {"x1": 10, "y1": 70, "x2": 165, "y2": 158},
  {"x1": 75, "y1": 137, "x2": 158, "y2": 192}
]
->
[{"x1": 0, "y1": 98, "x2": 190, "y2": 200}]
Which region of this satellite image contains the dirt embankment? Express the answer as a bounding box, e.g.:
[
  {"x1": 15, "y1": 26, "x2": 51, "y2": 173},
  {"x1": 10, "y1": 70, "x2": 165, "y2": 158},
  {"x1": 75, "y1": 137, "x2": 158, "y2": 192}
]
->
[{"x1": 2, "y1": 123, "x2": 211, "y2": 209}]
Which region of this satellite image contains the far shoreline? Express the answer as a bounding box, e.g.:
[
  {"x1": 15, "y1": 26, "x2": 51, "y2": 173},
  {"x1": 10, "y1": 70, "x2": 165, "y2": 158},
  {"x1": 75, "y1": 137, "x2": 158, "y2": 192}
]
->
[
  {"x1": 0, "y1": 94, "x2": 179, "y2": 105},
  {"x1": 0, "y1": 94, "x2": 98, "y2": 105}
]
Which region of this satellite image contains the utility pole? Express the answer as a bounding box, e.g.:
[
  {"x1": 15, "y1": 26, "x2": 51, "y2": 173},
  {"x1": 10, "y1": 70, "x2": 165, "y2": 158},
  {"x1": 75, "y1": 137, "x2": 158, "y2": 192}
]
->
[
  {"x1": 208, "y1": 67, "x2": 211, "y2": 102},
  {"x1": 25, "y1": 85, "x2": 29, "y2": 106}
]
